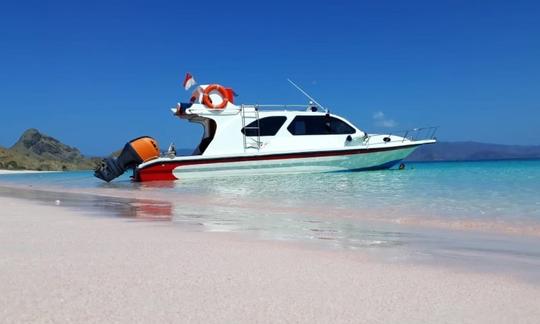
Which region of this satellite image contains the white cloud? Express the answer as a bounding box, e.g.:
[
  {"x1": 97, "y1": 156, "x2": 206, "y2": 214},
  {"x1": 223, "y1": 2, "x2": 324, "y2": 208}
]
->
[
  {"x1": 373, "y1": 111, "x2": 385, "y2": 119},
  {"x1": 372, "y1": 111, "x2": 397, "y2": 128}
]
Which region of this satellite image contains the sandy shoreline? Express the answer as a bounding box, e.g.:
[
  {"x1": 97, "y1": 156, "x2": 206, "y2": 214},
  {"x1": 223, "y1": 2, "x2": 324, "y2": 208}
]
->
[
  {"x1": 2, "y1": 179, "x2": 540, "y2": 239},
  {"x1": 1, "y1": 197, "x2": 539, "y2": 323},
  {"x1": 0, "y1": 170, "x2": 59, "y2": 175}
]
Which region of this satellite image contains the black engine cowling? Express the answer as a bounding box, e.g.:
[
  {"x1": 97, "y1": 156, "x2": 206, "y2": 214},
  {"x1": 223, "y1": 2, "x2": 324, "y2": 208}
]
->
[{"x1": 94, "y1": 136, "x2": 159, "y2": 182}]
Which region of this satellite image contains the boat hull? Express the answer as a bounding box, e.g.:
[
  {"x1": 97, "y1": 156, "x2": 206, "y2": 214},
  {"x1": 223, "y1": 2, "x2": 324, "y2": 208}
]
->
[{"x1": 135, "y1": 144, "x2": 420, "y2": 181}]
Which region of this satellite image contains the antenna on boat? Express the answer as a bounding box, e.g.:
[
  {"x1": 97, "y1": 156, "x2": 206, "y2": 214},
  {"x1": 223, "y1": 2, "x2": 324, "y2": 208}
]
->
[{"x1": 287, "y1": 79, "x2": 328, "y2": 112}]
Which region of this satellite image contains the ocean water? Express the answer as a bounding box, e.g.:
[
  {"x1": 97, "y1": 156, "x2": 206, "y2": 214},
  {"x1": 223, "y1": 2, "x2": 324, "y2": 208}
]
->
[{"x1": 1, "y1": 160, "x2": 540, "y2": 278}]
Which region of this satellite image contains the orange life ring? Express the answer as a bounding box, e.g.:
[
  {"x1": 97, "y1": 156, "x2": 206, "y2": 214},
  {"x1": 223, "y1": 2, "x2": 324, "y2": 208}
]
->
[{"x1": 202, "y1": 84, "x2": 229, "y2": 109}]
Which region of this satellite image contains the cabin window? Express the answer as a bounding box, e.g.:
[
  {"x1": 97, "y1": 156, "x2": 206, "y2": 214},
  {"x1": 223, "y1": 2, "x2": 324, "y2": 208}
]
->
[
  {"x1": 241, "y1": 116, "x2": 287, "y2": 136},
  {"x1": 287, "y1": 116, "x2": 356, "y2": 135}
]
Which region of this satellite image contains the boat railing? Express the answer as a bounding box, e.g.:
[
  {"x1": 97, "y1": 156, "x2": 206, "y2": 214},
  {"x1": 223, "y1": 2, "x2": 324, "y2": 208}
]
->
[
  {"x1": 364, "y1": 126, "x2": 438, "y2": 147},
  {"x1": 242, "y1": 104, "x2": 319, "y2": 112},
  {"x1": 401, "y1": 126, "x2": 438, "y2": 142}
]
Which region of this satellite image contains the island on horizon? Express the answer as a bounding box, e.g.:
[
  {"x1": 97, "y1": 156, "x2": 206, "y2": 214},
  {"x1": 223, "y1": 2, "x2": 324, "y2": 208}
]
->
[{"x1": 1, "y1": 128, "x2": 539, "y2": 171}]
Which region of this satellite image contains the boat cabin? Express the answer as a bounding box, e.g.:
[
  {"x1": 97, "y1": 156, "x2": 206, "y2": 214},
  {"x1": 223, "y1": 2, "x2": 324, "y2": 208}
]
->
[{"x1": 173, "y1": 85, "x2": 367, "y2": 157}]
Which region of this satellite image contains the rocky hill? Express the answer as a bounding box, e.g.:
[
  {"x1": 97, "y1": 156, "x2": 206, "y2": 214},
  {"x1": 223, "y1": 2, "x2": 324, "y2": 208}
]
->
[{"x1": 0, "y1": 129, "x2": 99, "y2": 171}]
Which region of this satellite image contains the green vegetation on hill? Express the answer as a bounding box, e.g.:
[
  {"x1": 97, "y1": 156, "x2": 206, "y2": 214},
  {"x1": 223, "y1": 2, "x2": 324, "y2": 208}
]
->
[{"x1": 0, "y1": 129, "x2": 99, "y2": 171}]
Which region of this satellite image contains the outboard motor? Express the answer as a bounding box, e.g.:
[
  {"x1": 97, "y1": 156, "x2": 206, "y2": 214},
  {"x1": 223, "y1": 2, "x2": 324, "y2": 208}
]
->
[{"x1": 94, "y1": 136, "x2": 160, "y2": 182}]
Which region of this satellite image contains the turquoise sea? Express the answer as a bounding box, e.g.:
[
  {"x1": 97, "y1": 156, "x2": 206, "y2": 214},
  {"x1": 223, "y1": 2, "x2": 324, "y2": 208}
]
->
[{"x1": 1, "y1": 160, "x2": 540, "y2": 278}]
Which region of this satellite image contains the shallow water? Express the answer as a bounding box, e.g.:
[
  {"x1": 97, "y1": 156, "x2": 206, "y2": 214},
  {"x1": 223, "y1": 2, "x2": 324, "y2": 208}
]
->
[{"x1": 1, "y1": 160, "x2": 540, "y2": 279}]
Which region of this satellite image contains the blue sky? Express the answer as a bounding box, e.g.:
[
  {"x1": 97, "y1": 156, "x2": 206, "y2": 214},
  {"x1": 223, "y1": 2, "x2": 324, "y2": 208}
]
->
[{"x1": 1, "y1": 0, "x2": 539, "y2": 155}]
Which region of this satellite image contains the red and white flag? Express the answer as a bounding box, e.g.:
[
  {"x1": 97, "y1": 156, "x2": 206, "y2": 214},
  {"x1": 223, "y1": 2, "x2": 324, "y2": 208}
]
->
[{"x1": 183, "y1": 72, "x2": 196, "y2": 90}]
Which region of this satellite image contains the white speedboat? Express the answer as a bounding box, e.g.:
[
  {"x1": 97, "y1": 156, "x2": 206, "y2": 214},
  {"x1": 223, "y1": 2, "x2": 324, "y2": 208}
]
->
[{"x1": 95, "y1": 82, "x2": 436, "y2": 182}]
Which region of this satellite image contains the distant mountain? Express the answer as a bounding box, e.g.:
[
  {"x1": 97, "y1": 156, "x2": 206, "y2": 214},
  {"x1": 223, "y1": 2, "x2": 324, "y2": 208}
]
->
[
  {"x1": 406, "y1": 142, "x2": 540, "y2": 162},
  {"x1": 2, "y1": 130, "x2": 539, "y2": 171},
  {"x1": 0, "y1": 129, "x2": 99, "y2": 171}
]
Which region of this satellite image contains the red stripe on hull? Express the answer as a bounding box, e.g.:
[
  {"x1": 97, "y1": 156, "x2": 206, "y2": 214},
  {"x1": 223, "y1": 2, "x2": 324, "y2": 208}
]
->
[
  {"x1": 136, "y1": 163, "x2": 178, "y2": 181},
  {"x1": 135, "y1": 144, "x2": 421, "y2": 182}
]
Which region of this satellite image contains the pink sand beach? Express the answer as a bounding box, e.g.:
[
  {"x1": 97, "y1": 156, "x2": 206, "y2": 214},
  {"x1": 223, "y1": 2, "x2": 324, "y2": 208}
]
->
[{"x1": 1, "y1": 196, "x2": 539, "y2": 323}]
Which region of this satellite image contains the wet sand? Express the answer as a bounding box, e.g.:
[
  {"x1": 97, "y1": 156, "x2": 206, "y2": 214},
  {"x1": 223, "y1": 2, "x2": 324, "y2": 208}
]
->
[
  {"x1": 3, "y1": 179, "x2": 540, "y2": 239},
  {"x1": 1, "y1": 197, "x2": 540, "y2": 323}
]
